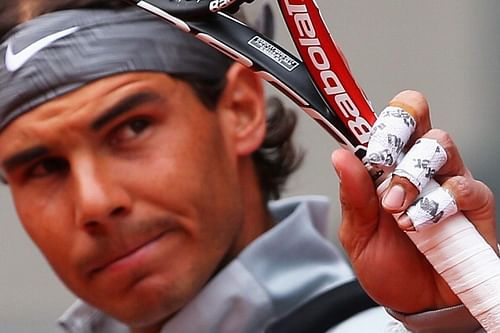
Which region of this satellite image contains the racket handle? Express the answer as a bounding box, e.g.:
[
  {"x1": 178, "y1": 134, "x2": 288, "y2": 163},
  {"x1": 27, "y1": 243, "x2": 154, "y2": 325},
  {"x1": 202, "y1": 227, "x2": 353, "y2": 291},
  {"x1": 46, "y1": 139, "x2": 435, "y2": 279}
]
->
[{"x1": 379, "y1": 178, "x2": 500, "y2": 332}]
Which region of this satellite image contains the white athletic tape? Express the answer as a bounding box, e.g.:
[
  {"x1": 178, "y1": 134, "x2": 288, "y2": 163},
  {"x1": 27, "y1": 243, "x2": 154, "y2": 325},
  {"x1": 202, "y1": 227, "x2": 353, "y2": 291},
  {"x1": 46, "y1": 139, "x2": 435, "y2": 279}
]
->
[
  {"x1": 394, "y1": 138, "x2": 447, "y2": 192},
  {"x1": 369, "y1": 106, "x2": 500, "y2": 331},
  {"x1": 406, "y1": 186, "x2": 458, "y2": 230},
  {"x1": 406, "y1": 180, "x2": 500, "y2": 332},
  {"x1": 367, "y1": 106, "x2": 416, "y2": 167},
  {"x1": 377, "y1": 174, "x2": 500, "y2": 331}
]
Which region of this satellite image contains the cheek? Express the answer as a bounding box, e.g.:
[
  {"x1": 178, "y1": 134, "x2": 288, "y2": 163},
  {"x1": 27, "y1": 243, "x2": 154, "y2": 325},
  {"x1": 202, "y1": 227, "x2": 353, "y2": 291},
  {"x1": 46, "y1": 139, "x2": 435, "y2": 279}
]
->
[
  {"x1": 12, "y1": 177, "x2": 72, "y2": 223},
  {"x1": 140, "y1": 142, "x2": 243, "y2": 242},
  {"x1": 129, "y1": 111, "x2": 241, "y2": 220},
  {"x1": 13, "y1": 189, "x2": 74, "y2": 270},
  {"x1": 129, "y1": 120, "x2": 244, "y2": 260}
]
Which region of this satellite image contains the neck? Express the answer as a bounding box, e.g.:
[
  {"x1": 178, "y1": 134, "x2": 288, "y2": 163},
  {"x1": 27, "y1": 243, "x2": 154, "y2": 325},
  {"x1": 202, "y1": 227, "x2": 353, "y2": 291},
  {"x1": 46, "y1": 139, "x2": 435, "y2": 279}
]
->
[{"x1": 230, "y1": 156, "x2": 274, "y2": 257}]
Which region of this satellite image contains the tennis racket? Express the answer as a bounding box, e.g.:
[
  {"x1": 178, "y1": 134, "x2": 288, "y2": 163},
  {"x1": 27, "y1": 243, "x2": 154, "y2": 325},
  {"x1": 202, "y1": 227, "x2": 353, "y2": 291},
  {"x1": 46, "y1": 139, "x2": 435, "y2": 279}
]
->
[{"x1": 124, "y1": 0, "x2": 500, "y2": 330}]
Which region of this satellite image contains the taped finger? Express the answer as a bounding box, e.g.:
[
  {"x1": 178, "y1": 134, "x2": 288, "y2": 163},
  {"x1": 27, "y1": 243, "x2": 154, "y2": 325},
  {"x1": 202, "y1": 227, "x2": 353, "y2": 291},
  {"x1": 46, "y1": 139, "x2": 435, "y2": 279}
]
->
[
  {"x1": 422, "y1": 128, "x2": 468, "y2": 178},
  {"x1": 403, "y1": 186, "x2": 458, "y2": 230},
  {"x1": 367, "y1": 106, "x2": 416, "y2": 167},
  {"x1": 393, "y1": 138, "x2": 447, "y2": 192}
]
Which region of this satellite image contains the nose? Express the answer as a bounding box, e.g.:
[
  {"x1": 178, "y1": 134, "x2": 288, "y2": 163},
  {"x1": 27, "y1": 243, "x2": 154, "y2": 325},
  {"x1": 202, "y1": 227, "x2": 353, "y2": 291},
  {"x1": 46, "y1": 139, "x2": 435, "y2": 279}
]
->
[{"x1": 72, "y1": 157, "x2": 132, "y2": 232}]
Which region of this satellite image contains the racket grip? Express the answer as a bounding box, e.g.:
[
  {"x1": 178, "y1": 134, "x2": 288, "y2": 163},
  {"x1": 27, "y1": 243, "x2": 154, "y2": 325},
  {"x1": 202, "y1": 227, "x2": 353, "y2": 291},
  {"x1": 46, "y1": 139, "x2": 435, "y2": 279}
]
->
[{"x1": 380, "y1": 178, "x2": 500, "y2": 332}]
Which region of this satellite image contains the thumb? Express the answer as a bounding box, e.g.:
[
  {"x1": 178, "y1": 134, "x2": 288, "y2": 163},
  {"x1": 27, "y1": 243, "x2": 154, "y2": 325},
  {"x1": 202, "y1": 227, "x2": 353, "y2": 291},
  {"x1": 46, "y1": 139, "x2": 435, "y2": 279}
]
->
[{"x1": 332, "y1": 149, "x2": 380, "y2": 254}]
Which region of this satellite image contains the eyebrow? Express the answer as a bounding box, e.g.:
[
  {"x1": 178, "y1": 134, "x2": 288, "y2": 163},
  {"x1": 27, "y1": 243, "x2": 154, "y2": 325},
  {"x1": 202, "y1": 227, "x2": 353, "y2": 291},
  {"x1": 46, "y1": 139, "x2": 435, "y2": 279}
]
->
[
  {"x1": 0, "y1": 92, "x2": 162, "y2": 176},
  {"x1": 2, "y1": 146, "x2": 50, "y2": 174},
  {"x1": 91, "y1": 91, "x2": 163, "y2": 131}
]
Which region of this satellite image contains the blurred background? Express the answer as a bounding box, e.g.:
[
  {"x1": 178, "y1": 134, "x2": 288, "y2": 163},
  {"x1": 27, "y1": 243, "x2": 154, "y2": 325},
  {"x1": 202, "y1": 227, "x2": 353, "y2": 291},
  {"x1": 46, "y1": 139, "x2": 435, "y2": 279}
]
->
[{"x1": 1, "y1": 1, "x2": 499, "y2": 331}]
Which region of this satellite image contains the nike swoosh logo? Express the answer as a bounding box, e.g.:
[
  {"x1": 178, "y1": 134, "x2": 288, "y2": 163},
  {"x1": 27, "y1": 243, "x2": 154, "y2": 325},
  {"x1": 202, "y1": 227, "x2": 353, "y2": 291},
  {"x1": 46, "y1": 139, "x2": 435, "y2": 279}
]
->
[{"x1": 5, "y1": 26, "x2": 79, "y2": 72}]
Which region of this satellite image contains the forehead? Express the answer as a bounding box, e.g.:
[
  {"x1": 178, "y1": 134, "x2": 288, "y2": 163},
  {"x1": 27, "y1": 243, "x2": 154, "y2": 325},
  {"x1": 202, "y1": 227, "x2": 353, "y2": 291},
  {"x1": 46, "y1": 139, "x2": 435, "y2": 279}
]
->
[
  {"x1": 20, "y1": 72, "x2": 171, "y2": 121},
  {"x1": 0, "y1": 72, "x2": 177, "y2": 154}
]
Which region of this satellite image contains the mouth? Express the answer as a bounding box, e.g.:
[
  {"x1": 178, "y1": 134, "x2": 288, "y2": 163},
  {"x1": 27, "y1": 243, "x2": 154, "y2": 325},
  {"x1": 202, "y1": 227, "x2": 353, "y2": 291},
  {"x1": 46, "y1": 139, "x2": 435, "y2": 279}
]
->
[{"x1": 88, "y1": 230, "x2": 169, "y2": 277}]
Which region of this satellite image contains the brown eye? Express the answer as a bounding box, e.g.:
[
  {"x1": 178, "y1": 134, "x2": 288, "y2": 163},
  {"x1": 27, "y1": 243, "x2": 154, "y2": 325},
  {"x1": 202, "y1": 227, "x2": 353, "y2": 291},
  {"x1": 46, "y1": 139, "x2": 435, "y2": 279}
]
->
[
  {"x1": 129, "y1": 118, "x2": 150, "y2": 133},
  {"x1": 110, "y1": 118, "x2": 151, "y2": 145},
  {"x1": 28, "y1": 157, "x2": 69, "y2": 179}
]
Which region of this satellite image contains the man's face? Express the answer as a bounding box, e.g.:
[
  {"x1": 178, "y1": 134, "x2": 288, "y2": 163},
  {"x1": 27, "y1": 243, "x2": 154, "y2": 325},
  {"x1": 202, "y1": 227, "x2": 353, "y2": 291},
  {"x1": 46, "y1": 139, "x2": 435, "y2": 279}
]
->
[{"x1": 0, "y1": 72, "x2": 249, "y2": 327}]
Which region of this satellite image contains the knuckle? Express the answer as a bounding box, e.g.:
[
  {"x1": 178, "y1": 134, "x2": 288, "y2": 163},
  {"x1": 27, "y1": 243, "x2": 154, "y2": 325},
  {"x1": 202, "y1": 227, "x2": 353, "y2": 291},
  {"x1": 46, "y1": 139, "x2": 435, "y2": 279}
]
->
[
  {"x1": 445, "y1": 177, "x2": 496, "y2": 213},
  {"x1": 447, "y1": 176, "x2": 472, "y2": 200},
  {"x1": 426, "y1": 128, "x2": 453, "y2": 147},
  {"x1": 425, "y1": 129, "x2": 458, "y2": 163}
]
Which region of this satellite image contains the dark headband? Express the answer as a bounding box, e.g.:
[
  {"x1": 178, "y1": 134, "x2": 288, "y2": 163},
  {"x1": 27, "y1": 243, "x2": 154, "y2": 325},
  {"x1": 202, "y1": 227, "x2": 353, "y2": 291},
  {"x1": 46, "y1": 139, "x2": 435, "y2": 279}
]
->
[{"x1": 0, "y1": 7, "x2": 233, "y2": 131}]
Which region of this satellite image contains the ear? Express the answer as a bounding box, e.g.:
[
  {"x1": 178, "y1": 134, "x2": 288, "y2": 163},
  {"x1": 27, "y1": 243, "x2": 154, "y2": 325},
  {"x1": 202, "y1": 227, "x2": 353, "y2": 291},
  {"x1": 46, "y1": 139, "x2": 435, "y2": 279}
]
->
[{"x1": 217, "y1": 63, "x2": 266, "y2": 156}]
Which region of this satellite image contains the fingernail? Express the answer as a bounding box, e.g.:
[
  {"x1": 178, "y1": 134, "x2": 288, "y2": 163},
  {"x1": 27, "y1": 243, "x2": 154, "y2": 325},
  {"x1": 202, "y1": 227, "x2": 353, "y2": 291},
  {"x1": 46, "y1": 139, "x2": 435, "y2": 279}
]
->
[
  {"x1": 382, "y1": 185, "x2": 406, "y2": 210},
  {"x1": 397, "y1": 214, "x2": 415, "y2": 232}
]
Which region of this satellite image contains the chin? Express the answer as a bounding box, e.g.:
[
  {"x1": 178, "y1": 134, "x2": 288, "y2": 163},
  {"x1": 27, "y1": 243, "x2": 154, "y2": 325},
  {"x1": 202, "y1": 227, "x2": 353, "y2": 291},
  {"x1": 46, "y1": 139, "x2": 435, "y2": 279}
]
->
[{"x1": 101, "y1": 274, "x2": 191, "y2": 329}]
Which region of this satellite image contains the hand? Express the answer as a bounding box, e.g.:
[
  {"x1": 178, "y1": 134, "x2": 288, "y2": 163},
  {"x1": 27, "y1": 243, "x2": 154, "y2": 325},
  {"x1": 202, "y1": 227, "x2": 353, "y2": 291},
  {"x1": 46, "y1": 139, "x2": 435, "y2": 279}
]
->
[{"x1": 331, "y1": 90, "x2": 497, "y2": 313}]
